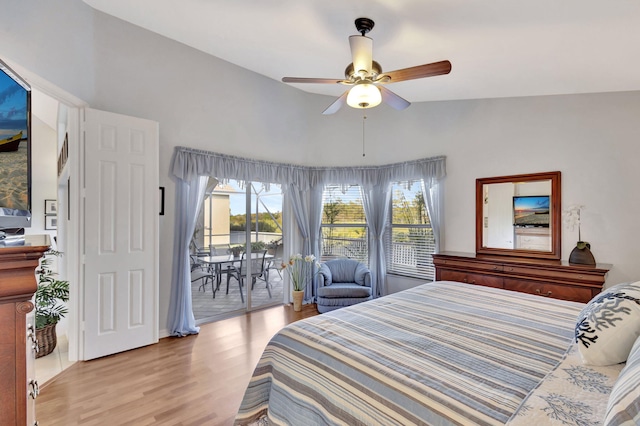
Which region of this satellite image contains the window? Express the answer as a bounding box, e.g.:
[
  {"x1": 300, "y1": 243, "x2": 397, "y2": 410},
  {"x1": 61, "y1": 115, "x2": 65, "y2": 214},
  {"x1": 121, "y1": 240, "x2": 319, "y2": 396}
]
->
[
  {"x1": 200, "y1": 180, "x2": 283, "y2": 251},
  {"x1": 320, "y1": 185, "x2": 368, "y2": 264},
  {"x1": 386, "y1": 181, "x2": 435, "y2": 280}
]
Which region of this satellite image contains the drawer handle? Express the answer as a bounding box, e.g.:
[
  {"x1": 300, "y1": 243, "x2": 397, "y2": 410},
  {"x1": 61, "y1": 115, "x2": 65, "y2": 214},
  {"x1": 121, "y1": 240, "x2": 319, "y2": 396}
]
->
[
  {"x1": 535, "y1": 289, "x2": 553, "y2": 297},
  {"x1": 27, "y1": 324, "x2": 39, "y2": 353},
  {"x1": 493, "y1": 266, "x2": 498, "y2": 270},
  {"x1": 469, "y1": 279, "x2": 476, "y2": 284},
  {"x1": 29, "y1": 379, "x2": 39, "y2": 399}
]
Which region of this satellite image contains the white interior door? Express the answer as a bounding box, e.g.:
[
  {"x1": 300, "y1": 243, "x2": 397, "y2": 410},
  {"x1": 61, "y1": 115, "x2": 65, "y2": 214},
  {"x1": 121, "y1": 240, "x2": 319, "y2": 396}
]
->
[
  {"x1": 486, "y1": 182, "x2": 515, "y2": 249},
  {"x1": 82, "y1": 108, "x2": 158, "y2": 360}
]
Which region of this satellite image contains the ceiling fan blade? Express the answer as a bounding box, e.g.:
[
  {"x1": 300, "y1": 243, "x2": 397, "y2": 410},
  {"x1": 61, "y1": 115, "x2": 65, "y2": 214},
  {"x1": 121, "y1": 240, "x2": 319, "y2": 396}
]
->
[
  {"x1": 322, "y1": 91, "x2": 349, "y2": 115},
  {"x1": 282, "y1": 77, "x2": 343, "y2": 84},
  {"x1": 385, "y1": 60, "x2": 452, "y2": 83},
  {"x1": 349, "y1": 35, "x2": 373, "y2": 75},
  {"x1": 379, "y1": 86, "x2": 411, "y2": 111}
]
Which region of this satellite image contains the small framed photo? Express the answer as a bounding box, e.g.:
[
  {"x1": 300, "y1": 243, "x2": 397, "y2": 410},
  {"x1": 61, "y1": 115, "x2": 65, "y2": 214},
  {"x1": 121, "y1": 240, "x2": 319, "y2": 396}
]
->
[
  {"x1": 45, "y1": 215, "x2": 58, "y2": 230},
  {"x1": 44, "y1": 199, "x2": 57, "y2": 215}
]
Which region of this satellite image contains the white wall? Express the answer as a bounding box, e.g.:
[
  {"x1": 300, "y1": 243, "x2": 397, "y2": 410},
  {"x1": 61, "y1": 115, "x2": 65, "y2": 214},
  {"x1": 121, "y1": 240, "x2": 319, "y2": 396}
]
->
[
  {"x1": 29, "y1": 116, "x2": 58, "y2": 242},
  {"x1": 0, "y1": 0, "x2": 96, "y2": 103},
  {"x1": 2, "y1": 1, "x2": 639, "y2": 336}
]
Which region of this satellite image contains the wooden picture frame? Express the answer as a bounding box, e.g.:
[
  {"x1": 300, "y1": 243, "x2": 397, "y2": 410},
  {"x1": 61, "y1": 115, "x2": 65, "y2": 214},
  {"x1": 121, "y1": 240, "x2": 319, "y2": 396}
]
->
[{"x1": 44, "y1": 199, "x2": 57, "y2": 215}]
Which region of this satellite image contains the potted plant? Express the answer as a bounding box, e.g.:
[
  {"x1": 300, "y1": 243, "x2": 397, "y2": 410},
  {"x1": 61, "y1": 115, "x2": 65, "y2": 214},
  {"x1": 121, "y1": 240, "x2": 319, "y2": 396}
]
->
[
  {"x1": 34, "y1": 250, "x2": 70, "y2": 358},
  {"x1": 281, "y1": 253, "x2": 321, "y2": 311},
  {"x1": 230, "y1": 245, "x2": 243, "y2": 258},
  {"x1": 564, "y1": 205, "x2": 596, "y2": 265}
]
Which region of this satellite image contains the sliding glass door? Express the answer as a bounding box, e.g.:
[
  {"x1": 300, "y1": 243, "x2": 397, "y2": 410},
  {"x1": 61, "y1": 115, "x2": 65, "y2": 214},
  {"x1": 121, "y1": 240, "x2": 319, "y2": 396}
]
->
[{"x1": 191, "y1": 179, "x2": 283, "y2": 322}]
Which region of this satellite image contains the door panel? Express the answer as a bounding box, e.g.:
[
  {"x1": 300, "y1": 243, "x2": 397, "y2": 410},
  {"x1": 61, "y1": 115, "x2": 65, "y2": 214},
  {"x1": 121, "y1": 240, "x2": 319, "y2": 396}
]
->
[{"x1": 82, "y1": 108, "x2": 158, "y2": 360}]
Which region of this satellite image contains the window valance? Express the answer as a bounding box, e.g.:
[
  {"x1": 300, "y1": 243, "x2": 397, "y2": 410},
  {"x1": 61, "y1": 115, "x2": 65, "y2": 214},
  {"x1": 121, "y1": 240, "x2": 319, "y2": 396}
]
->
[{"x1": 172, "y1": 146, "x2": 446, "y2": 189}]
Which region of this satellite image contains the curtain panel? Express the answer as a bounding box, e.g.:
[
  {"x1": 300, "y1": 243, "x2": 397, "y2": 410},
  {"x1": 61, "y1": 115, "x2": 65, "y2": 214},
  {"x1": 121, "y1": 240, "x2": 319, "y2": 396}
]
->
[
  {"x1": 170, "y1": 147, "x2": 446, "y2": 321},
  {"x1": 172, "y1": 146, "x2": 446, "y2": 189},
  {"x1": 167, "y1": 175, "x2": 209, "y2": 336}
]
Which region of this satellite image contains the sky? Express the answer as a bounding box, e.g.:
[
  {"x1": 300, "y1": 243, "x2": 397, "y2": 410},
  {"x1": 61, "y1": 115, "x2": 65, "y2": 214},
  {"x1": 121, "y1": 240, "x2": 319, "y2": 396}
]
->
[
  {"x1": 226, "y1": 180, "x2": 283, "y2": 216},
  {"x1": 514, "y1": 195, "x2": 550, "y2": 212}
]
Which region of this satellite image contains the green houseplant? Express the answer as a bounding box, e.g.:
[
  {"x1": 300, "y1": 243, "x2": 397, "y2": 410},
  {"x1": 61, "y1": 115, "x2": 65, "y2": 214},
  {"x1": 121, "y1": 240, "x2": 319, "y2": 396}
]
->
[{"x1": 34, "y1": 250, "x2": 70, "y2": 358}]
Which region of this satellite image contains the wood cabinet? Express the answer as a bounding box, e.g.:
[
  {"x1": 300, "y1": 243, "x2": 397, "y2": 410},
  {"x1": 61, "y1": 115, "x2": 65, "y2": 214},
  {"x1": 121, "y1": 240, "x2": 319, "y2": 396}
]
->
[
  {"x1": 433, "y1": 251, "x2": 611, "y2": 303},
  {"x1": 0, "y1": 235, "x2": 50, "y2": 425}
]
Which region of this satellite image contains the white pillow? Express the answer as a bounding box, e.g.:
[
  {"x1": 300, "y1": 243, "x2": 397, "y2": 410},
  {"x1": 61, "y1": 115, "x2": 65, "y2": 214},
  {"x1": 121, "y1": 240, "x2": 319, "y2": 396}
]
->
[
  {"x1": 604, "y1": 336, "x2": 640, "y2": 425},
  {"x1": 575, "y1": 281, "x2": 640, "y2": 366}
]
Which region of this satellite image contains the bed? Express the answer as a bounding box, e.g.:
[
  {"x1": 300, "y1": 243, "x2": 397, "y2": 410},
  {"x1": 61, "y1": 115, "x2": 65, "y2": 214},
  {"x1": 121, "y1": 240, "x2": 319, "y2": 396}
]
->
[{"x1": 234, "y1": 281, "x2": 633, "y2": 425}]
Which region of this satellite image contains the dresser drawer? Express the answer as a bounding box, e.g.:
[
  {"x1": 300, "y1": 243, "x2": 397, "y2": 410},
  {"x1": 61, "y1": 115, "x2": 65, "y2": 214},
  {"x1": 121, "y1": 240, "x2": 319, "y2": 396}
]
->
[
  {"x1": 502, "y1": 265, "x2": 603, "y2": 285},
  {"x1": 440, "y1": 270, "x2": 503, "y2": 288},
  {"x1": 434, "y1": 252, "x2": 609, "y2": 303},
  {"x1": 504, "y1": 279, "x2": 592, "y2": 303},
  {"x1": 434, "y1": 258, "x2": 503, "y2": 273}
]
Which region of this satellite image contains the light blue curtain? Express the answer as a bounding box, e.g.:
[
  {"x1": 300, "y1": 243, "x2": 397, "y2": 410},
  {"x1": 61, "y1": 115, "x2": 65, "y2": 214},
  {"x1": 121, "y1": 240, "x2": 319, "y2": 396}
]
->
[
  {"x1": 361, "y1": 183, "x2": 392, "y2": 297},
  {"x1": 167, "y1": 175, "x2": 209, "y2": 336},
  {"x1": 170, "y1": 147, "x2": 446, "y2": 314},
  {"x1": 422, "y1": 179, "x2": 443, "y2": 254},
  {"x1": 287, "y1": 183, "x2": 314, "y2": 302},
  {"x1": 173, "y1": 147, "x2": 445, "y2": 190},
  {"x1": 308, "y1": 185, "x2": 324, "y2": 301}
]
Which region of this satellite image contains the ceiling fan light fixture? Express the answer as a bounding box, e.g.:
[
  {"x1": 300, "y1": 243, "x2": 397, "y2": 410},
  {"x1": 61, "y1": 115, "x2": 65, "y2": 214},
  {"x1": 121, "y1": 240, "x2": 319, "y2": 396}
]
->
[{"x1": 346, "y1": 82, "x2": 381, "y2": 109}]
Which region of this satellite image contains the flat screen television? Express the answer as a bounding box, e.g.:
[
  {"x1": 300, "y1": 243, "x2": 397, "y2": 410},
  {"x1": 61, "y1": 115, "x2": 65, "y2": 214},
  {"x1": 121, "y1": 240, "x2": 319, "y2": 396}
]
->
[
  {"x1": 0, "y1": 59, "x2": 31, "y2": 233},
  {"x1": 513, "y1": 195, "x2": 550, "y2": 227}
]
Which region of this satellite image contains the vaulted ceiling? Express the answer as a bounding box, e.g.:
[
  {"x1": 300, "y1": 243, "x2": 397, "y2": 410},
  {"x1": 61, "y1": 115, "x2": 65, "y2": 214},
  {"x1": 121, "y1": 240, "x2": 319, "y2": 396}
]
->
[{"x1": 83, "y1": 0, "x2": 640, "y2": 103}]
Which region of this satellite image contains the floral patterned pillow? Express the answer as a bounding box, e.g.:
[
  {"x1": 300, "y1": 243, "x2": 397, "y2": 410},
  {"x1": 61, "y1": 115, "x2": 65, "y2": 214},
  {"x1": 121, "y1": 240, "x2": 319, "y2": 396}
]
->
[
  {"x1": 604, "y1": 336, "x2": 640, "y2": 425},
  {"x1": 575, "y1": 281, "x2": 640, "y2": 366}
]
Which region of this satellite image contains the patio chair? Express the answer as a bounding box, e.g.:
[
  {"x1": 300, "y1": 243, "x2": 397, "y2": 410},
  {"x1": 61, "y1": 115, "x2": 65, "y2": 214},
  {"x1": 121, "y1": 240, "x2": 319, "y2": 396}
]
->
[
  {"x1": 226, "y1": 250, "x2": 271, "y2": 303},
  {"x1": 265, "y1": 243, "x2": 284, "y2": 282},
  {"x1": 190, "y1": 254, "x2": 206, "y2": 272},
  {"x1": 209, "y1": 243, "x2": 231, "y2": 256},
  {"x1": 191, "y1": 268, "x2": 216, "y2": 298},
  {"x1": 190, "y1": 237, "x2": 211, "y2": 258}
]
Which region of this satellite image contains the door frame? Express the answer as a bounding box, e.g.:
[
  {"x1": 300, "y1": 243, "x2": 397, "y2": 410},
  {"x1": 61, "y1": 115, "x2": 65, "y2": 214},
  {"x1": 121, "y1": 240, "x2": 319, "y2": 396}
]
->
[{"x1": 8, "y1": 58, "x2": 89, "y2": 362}]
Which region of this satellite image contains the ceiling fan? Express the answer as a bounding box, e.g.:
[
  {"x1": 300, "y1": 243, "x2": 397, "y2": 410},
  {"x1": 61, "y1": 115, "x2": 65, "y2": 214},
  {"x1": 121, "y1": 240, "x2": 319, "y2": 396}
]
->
[{"x1": 282, "y1": 17, "x2": 452, "y2": 115}]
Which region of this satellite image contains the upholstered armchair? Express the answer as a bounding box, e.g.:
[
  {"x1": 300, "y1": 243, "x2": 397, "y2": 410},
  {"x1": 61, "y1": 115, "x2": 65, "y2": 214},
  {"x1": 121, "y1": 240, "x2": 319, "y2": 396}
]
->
[{"x1": 316, "y1": 258, "x2": 372, "y2": 313}]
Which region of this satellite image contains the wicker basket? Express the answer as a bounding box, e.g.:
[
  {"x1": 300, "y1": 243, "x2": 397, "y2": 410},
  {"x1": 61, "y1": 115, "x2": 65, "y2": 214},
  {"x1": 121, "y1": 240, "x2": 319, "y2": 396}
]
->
[{"x1": 35, "y1": 323, "x2": 57, "y2": 359}]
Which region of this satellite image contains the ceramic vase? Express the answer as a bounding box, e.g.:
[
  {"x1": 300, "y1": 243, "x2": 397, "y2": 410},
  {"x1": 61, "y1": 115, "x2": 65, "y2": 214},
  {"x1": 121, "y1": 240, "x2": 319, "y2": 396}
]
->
[
  {"x1": 292, "y1": 290, "x2": 304, "y2": 312},
  {"x1": 568, "y1": 241, "x2": 596, "y2": 265}
]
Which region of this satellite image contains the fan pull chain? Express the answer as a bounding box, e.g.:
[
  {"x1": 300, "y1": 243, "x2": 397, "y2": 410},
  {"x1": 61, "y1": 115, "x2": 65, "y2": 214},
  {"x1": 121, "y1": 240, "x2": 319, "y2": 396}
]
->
[{"x1": 362, "y1": 114, "x2": 367, "y2": 157}]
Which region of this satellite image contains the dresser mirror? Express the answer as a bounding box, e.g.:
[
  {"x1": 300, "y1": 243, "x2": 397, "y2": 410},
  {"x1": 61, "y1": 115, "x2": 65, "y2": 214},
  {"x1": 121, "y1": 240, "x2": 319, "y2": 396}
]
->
[{"x1": 476, "y1": 171, "x2": 561, "y2": 260}]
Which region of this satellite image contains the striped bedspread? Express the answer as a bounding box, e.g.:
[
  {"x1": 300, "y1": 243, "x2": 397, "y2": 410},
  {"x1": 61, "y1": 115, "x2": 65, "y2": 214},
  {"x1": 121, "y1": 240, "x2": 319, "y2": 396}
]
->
[{"x1": 235, "y1": 281, "x2": 585, "y2": 426}]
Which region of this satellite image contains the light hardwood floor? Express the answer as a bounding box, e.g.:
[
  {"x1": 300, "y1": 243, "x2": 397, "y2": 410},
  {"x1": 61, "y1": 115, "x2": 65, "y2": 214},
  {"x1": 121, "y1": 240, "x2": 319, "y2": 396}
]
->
[{"x1": 37, "y1": 304, "x2": 319, "y2": 426}]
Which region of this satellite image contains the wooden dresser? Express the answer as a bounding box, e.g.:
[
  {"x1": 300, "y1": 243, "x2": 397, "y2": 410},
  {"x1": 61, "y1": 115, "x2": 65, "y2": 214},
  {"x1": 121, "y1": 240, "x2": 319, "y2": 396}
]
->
[
  {"x1": 433, "y1": 251, "x2": 611, "y2": 303},
  {"x1": 0, "y1": 235, "x2": 50, "y2": 426}
]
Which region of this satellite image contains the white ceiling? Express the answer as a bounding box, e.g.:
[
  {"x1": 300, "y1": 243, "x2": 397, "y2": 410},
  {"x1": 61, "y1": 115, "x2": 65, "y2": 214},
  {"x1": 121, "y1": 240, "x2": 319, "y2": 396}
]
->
[{"x1": 83, "y1": 0, "x2": 640, "y2": 103}]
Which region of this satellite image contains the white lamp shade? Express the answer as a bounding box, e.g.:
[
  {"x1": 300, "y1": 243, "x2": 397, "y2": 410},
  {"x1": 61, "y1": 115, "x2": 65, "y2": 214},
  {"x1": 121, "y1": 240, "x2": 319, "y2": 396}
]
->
[
  {"x1": 349, "y1": 35, "x2": 373, "y2": 75},
  {"x1": 346, "y1": 83, "x2": 382, "y2": 109}
]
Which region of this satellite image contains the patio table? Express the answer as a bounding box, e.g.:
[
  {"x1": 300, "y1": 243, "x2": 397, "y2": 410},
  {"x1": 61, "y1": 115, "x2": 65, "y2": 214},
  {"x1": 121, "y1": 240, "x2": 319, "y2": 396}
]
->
[{"x1": 200, "y1": 253, "x2": 273, "y2": 291}]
